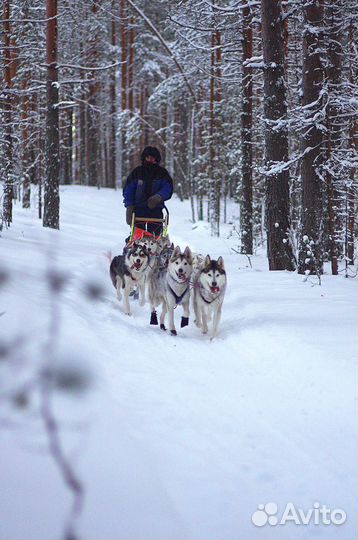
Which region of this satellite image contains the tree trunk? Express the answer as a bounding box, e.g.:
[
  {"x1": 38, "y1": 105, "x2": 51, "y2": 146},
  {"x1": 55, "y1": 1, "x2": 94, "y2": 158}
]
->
[
  {"x1": 209, "y1": 27, "x2": 222, "y2": 237},
  {"x1": 62, "y1": 108, "x2": 73, "y2": 185},
  {"x1": 298, "y1": 0, "x2": 325, "y2": 274},
  {"x1": 108, "y1": 2, "x2": 117, "y2": 189},
  {"x1": 37, "y1": 92, "x2": 44, "y2": 219},
  {"x1": 261, "y1": 0, "x2": 295, "y2": 270},
  {"x1": 43, "y1": 0, "x2": 60, "y2": 229},
  {"x1": 127, "y1": 16, "x2": 136, "y2": 170},
  {"x1": 87, "y1": 3, "x2": 100, "y2": 187},
  {"x1": 325, "y1": 0, "x2": 343, "y2": 275},
  {"x1": 120, "y1": 0, "x2": 128, "y2": 180},
  {"x1": 347, "y1": 116, "x2": 357, "y2": 265},
  {"x1": 347, "y1": 16, "x2": 357, "y2": 265},
  {"x1": 29, "y1": 92, "x2": 38, "y2": 187},
  {"x1": 79, "y1": 95, "x2": 87, "y2": 185},
  {"x1": 87, "y1": 94, "x2": 99, "y2": 187},
  {"x1": 2, "y1": 0, "x2": 13, "y2": 227},
  {"x1": 21, "y1": 77, "x2": 31, "y2": 208},
  {"x1": 240, "y1": 4, "x2": 253, "y2": 254}
]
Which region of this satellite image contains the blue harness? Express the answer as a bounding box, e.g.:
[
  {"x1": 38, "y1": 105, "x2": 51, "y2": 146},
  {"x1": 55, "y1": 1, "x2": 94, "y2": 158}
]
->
[{"x1": 168, "y1": 284, "x2": 189, "y2": 305}]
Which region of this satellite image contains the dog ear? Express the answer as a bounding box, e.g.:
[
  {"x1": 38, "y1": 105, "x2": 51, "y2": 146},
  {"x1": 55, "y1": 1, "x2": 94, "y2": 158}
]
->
[
  {"x1": 183, "y1": 246, "x2": 193, "y2": 263},
  {"x1": 171, "y1": 245, "x2": 181, "y2": 260},
  {"x1": 217, "y1": 256, "x2": 225, "y2": 270},
  {"x1": 205, "y1": 254, "x2": 211, "y2": 266}
]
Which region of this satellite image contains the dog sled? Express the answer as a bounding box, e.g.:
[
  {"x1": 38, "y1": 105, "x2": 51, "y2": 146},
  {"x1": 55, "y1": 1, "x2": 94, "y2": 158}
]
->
[
  {"x1": 126, "y1": 208, "x2": 169, "y2": 300},
  {"x1": 129, "y1": 207, "x2": 169, "y2": 243},
  {"x1": 109, "y1": 209, "x2": 226, "y2": 337}
]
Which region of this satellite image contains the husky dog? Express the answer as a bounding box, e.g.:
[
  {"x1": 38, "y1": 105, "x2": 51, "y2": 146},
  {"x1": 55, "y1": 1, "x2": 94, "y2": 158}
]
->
[
  {"x1": 193, "y1": 255, "x2": 226, "y2": 338},
  {"x1": 157, "y1": 235, "x2": 171, "y2": 252},
  {"x1": 190, "y1": 252, "x2": 205, "y2": 312},
  {"x1": 142, "y1": 236, "x2": 173, "y2": 301},
  {"x1": 191, "y1": 252, "x2": 206, "y2": 279},
  {"x1": 158, "y1": 241, "x2": 174, "y2": 267},
  {"x1": 146, "y1": 240, "x2": 174, "y2": 322},
  {"x1": 148, "y1": 241, "x2": 174, "y2": 276},
  {"x1": 123, "y1": 236, "x2": 159, "y2": 300},
  {"x1": 148, "y1": 245, "x2": 193, "y2": 335},
  {"x1": 137, "y1": 235, "x2": 159, "y2": 257},
  {"x1": 109, "y1": 243, "x2": 150, "y2": 315}
]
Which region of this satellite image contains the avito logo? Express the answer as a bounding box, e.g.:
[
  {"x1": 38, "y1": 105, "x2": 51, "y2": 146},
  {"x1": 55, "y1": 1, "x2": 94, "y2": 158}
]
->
[{"x1": 251, "y1": 502, "x2": 347, "y2": 527}]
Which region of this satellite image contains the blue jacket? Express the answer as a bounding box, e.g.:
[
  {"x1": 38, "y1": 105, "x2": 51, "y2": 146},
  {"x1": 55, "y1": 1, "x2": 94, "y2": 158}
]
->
[{"x1": 123, "y1": 164, "x2": 173, "y2": 213}]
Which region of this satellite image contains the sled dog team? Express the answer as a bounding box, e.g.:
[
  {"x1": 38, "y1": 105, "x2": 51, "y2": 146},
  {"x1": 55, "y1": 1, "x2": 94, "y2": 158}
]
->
[{"x1": 110, "y1": 236, "x2": 226, "y2": 338}]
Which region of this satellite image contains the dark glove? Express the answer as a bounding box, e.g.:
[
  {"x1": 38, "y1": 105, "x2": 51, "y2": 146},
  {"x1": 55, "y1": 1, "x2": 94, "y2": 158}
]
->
[
  {"x1": 147, "y1": 194, "x2": 162, "y2": 209},
  {"x1": 126, "y1": 206, "x2": 134, "y2": 225}
]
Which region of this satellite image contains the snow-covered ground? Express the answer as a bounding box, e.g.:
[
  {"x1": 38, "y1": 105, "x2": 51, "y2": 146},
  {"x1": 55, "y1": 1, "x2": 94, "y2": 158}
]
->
[{"x1": 0, "y1": 185, "x2": 357, "y2": 540}]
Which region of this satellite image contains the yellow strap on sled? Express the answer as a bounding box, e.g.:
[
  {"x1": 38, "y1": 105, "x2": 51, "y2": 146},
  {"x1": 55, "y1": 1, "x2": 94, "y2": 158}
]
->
[
  {"x1": 130, "y1": 212, "x2": 136, "y2": 241},
  {"x1": 163, "y1": 221, "x2": 169, "y2": 237}
]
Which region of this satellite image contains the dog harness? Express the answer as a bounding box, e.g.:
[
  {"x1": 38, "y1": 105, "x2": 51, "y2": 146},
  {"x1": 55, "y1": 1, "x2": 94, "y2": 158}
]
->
[
  {"x1": 199, "y1": 284, "x2": 219, "y2": 304},
  {"x1": 127, "y1": 259, "x2": 149, "y2": 283},
  {"x1": 168, "y1": 284, "x2": 190, "y2": 305}
]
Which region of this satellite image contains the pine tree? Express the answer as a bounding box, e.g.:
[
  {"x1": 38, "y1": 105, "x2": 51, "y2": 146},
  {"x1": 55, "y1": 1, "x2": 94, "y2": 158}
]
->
[
  {"x1": 297, "y1": 0, "x2": 325, "y2": 274},
  {"x1": 240, "y1": 4, "x2": 253, "y2": 254},
  {"x1": 2, "y1": 0, "x2": 14, "y2": 227},
  {"x1": 261, "y1": 0, "x2": 295, "y2": 270},
  {"x1": 43, "y1": 0, "x2": 60, "y2": 229}
]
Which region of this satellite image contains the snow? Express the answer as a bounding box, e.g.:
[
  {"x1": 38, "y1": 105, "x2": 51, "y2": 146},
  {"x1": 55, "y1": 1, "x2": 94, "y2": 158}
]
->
[{"x1": 0, "y1": 185, "x2": 357, "y2": 540}]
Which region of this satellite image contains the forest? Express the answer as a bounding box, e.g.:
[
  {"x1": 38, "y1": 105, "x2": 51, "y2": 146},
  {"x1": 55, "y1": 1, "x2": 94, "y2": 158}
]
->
[
  {"x1": 1, "y1": 3, "x2": 357, "y2": 539},
  {"x1": 1, "y1": 0, "x2": 357, "y2": 274}
]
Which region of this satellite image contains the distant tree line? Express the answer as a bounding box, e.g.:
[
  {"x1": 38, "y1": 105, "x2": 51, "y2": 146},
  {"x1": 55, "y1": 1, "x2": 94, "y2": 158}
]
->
[{"x1": 1, "y1": 0, "x2": 357, "y2": 275}]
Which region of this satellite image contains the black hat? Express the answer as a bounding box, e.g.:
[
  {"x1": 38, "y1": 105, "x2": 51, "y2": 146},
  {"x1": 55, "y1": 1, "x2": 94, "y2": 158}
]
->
[{"x1": 141, "y1": 146, "x2": 161, "y2": 164}]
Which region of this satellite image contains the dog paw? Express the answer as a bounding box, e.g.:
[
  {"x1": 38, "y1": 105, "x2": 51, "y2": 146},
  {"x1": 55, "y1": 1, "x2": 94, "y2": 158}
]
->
[
  {"x1": 150, "y1": 312, "x2": 158, "y2": 325},
  {"x1": 181, "y1": 316, "x2": 189, "y2": 328},
  {"x1": 170, "y1": 329, "x2": 177, "y2": 336},
  {"x1": 202, "y1": 329, "x2": 208, "y2": 335},
  {"x1": 160, "y1": 323, "x2": 166, "y2": 331}
]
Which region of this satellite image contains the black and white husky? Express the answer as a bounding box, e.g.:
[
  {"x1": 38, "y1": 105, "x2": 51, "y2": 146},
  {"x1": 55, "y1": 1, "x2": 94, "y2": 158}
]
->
[
  {"x1": 193, "y1": 255, "x2": 226, "y2": 338},
  {"x1": 148, "y1": 245, "x2": 193, "y2": 335},
  {"x1": 109, "y1": 243, "x2": 150, "y2": 315},
  {"x1": 137, "y1": 235, "x2": 159, "y2": 257}
]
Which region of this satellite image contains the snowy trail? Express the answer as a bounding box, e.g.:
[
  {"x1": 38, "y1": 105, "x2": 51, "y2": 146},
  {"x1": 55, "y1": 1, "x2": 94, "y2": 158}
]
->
[{"x1": 0, "y1": 186, "x2": 356, "y2": 540}]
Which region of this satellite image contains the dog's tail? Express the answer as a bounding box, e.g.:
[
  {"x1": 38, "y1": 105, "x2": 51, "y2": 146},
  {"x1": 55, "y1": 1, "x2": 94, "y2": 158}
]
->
[{"x1": 103, "y1": 250, "x2": 112, "y2": 264}]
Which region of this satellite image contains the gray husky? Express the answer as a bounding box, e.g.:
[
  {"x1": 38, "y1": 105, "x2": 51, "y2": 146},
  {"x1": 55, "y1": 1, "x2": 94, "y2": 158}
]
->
[
  {"x1": 110, "y1": 243, "x2": 149, "y2": 315},
  {"x1": 193, "y1": 255, "x2": 226, "y2": 338},
  {"x1": 148, "y1": 245, "x2": 193, "y2": 335}
]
